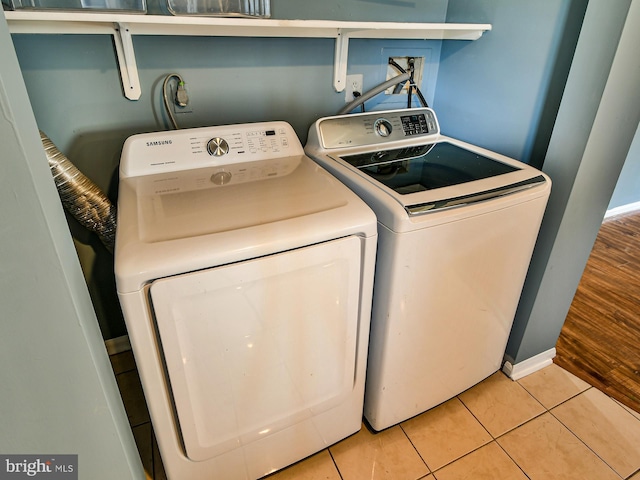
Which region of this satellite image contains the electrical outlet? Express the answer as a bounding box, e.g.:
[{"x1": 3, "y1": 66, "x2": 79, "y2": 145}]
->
[
  {"x1": 386, "y1": 57, "x2": 424, "y2": 94},
  {"x1": 345, "y1": 74, "x2": 364, "y2": 102},
  {"x1": 172, "y1": 84, "x2": 194, "y2": 116}
]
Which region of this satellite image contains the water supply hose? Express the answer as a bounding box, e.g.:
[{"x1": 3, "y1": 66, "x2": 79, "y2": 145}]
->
[
  {"x1": 41, "y1": 131, "x2": 116, "y2": 253},
  {"x1": 337, "y1": 72, "x2": 410, "y2": 115},
  {"x1": 388, "y1": 57, "x2": 429, "y2": 108}
]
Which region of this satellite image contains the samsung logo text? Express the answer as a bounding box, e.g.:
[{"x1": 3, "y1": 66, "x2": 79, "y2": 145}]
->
[{"x1": 146, "y1": 140, "x2": 173, "y2": 147}]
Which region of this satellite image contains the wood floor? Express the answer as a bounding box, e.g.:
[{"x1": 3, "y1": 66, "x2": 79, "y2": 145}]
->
[{"x1": 555, "y1": 210, "x2": 640, "y2": 413}]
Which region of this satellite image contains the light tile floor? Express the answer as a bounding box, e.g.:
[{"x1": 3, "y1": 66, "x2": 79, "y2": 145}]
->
[{"x1": 110, "y1": 351, "x2": 640, "y2": 480}]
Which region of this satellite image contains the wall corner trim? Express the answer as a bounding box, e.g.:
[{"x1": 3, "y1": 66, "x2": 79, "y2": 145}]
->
[
  {"x1": 604, "y1": 201, "x2": 640, "y2": 219},
  {"x1": 502, "y1": 348, "x2": 556, "y2": 381}
]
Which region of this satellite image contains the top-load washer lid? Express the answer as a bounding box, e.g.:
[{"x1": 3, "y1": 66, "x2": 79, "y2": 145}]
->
[
  {"x1": 115, "y1": 121, "x2": 377, "y2": 293},
  {"x1": 339, "y1": 142, "x2": 520, "y2": 194},
  {"x1": 305, "y1": 108, "x2": 550, "y2": 233},
  {"x1": 336, "y1": 140, "x2": 546, "y2": 215}
]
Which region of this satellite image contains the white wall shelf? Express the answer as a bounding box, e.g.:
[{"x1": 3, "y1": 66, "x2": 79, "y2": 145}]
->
[{"x1": 5, "y1": 11, "x2": 491, "y2": 100}]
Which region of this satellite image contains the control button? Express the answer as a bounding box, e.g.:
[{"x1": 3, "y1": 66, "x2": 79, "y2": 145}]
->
[
  {"x1": 211, "y1": 171, "x2": 232, "y2": 185},
  {"x1": 374, "y1": 118, "x2": 393, "y2": 137},
  {"x1": 207, "y1": 137, "x2": 229, "y2": 156}
]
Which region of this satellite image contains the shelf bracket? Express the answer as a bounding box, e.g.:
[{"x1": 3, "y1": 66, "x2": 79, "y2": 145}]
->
[
  {"x1": 113, "y1": 23, "x2": 141, "y2": 101},
  {"x1": 5, "y1": 13, "x2": 491, "y2": 99},
  {"x1": 333, "y1": 29, "x2": 350, "y2": 93}
]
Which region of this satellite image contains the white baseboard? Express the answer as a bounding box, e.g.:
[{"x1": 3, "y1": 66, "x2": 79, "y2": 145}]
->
[
  {"x1": 605, "y1": 201, "x2": 640, "y2": 218},
  {"x1": 502, "y1": 348, "x2": 556, "y2": 381},
  {"x1": 104, "y1": 335, "x2": 131, "y2": 355}
]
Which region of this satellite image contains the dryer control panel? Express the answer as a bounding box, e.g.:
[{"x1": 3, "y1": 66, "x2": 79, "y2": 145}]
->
[
  {"x1": 316, "y1": 108, "x2": 440, "y2": 150},
  {"x1": 120, "y1": 121, "x2": 304, "y2": 178}
]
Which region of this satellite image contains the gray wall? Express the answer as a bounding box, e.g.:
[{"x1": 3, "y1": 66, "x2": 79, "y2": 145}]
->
[
  {"x1": 0, "y1": 12, "x2": 143, "y2": 480},
  {"x1": 436, "y1": 0, "x2": 577, "y2": 166},
  {"x1": 608, "y1": 124, "x2": 640, "y2": 211}
]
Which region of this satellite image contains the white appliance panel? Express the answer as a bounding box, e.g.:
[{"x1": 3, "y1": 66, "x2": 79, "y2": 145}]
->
[
  {"x1": 133, "y1": 156, "x2": 346, "y2": 243},
  {"x1": 304, "y1": 108, "x2": 551, "y2": 432},
  {"x1": 117, "y1": 120, "x2": 375, "y2": 479},
  {"x1": 364, "y1": 194, "x2": 548, "y2": 430},
  {"x1": 150, "y1": 236, "x2": 361, "y2": 462}
]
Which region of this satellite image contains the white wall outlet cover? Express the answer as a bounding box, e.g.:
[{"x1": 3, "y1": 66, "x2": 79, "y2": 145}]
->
[{"x1": 345, "y1": 74, "x2": 364, "y2": 102}]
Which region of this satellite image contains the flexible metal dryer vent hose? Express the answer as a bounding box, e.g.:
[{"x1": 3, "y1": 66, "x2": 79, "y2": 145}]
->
[{"x1": 40, "y1": 131, "x2": 116, "y2": 253}]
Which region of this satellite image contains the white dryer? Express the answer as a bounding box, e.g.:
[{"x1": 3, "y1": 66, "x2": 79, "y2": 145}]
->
[
  {"x1": 305, "y1": 108, "x2": 551, "y2": 431},
  {"x1": 114, "y1": 121, "x2": 377, "y2": 479}
]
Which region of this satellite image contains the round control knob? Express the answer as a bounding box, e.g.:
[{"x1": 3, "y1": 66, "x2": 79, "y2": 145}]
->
[
  {"x1": 211, "y1": 171, "x2": 232, "y2": 186},
  {"x1": 374, "y1": 118, "x2": 393, "y2": 137},
  {"x1": 207, "y1": 137, "x2": 229, "y2": 156}
]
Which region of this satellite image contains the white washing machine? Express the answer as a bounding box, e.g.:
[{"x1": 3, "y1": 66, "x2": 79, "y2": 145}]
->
[
  {"x1": 305, "y1": 108, "x2": 551, "y2": 431},
  {"x1": 114, "y1": 121, "x2": 377, "y2": 479}
]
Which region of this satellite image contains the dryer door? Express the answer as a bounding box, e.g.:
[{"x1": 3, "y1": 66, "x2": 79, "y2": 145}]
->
[{"x1": 149, "y1": 235, "x2": 362, "y2": 462}]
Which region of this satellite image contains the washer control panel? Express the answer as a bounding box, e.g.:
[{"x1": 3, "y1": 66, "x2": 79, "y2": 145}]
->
[
  {"x1": 120, "y1": 121, "x2": 303, "y2": 178},
  {"x1": 316, "y1": 107, "x2": 440, "y2": 149}
]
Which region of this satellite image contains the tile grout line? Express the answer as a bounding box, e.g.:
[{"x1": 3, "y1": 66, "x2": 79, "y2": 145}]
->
[
  {"x1": 515, "y1": 377, "x2": 592, "y2": 409},
  {"x1": 326, "y1": 446, "x2": 345, "y2": 480},
  {"x1": 485, "y1": 377, "x2": 552, "y2": 480},
  {"x1": 491, "y1": 442, "x2": 533, "y2": 480},
  {"x1": 397, "y1": 375, "x2": 554, "y2": 476},
  {"x1": 546, "y1": 394, "x2": 628, "y2": 479},
  {"x1": 397, "y1": 421, "x2": 433, "y2": 475},
  {"x1": 457, "y1": 386, "x2": 547, "y2": 440},
  {"x1": 515, "y1": 378, "x2": 637, "y2": 479},
  {"x1": 420, "y1": 391, "x2": 524, "y2": 475},
  {"x1": 438, "y1": 378, "x2": 550, "y2": 479}
]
